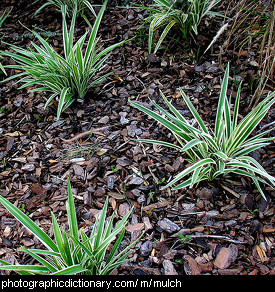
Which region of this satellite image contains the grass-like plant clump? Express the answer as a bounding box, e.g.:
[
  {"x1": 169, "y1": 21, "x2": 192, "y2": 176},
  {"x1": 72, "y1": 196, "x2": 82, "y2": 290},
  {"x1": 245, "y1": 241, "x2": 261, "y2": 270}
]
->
[
  {"x1": 35, "y1": 0, "x2": 97, "y2": 21},
  {"x1": 136, "y1": 0, "x2": 223, "y2": 53},
  {"x1": 0, "y1": 8, "x2": 12, "y2": 74},
  {"x1": 0, "y1": 178, "x2": 136, "y2": 275},
  {"x1": 0, "y1": 0, "x2": 127, "y2": 120},
  {"x1": 130, "y1": 63, "x2": 275, "y2": 199}
]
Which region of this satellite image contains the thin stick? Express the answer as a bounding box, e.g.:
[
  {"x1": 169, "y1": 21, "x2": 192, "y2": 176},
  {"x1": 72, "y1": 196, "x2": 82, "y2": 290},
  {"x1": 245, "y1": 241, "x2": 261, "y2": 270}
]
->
[
  {"x1": 188, "y1": 234, "x2": 245, "y2": 244},
  {"x1": 61, "y1": 126, "x2": 110, "y2": 143}
]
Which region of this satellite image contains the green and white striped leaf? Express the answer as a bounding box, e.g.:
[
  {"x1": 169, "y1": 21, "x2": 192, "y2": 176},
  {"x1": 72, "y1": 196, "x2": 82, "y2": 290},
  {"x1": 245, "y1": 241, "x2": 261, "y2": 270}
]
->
[{"x1": 0, "y1": 196, "x2": 58, "y2": 252}]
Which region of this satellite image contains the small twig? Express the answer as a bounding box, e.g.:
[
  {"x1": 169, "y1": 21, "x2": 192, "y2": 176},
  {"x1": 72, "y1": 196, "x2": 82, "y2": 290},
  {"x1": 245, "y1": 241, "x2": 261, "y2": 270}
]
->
[
  {"x1": 61, "y1": 126, "x2": 110, "y2": 144},
  {"x1": 114, "y1": 140, "x2": 130, "y2": 151},
  {"x1": 187, "y1": 234, "x2": 245, "y2": 244},
  {"x1": 219, "y1": 183, "x2": 240, "y2": 198},
  {"x1": 168, "y1": 209, "x2": 219, "y2": 217}
]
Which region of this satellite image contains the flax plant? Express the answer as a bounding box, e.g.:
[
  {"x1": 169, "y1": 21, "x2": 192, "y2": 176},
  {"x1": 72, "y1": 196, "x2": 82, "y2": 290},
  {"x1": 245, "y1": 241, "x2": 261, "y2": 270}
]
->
[
  {"x1": 0, "y1": 0, "x2": 127, "y2": 120},
  {"x1": 35, "y1": 0, "x2": 97, "y2": 21},
  {"x1": 130, "y1": 63, "x2": 275, "y2": 199},
  {"x1": 137, "y1": 0, "x2": 223, "y2": 53},
  {"x1": 0, "y1": 178, "x2": 136, "y2": 275},
  {"x1": 0, "y1": 9, "x2": 12, "y2": 75}
]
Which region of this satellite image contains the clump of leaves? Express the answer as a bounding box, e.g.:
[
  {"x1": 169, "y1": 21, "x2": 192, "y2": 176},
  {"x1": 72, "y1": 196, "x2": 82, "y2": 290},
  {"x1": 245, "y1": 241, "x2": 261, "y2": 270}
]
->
[
  {"x1": 35, "y1": 0, "x2": 97, "y2": 22},
  {"x1": 136, "y1": 0, "x2": 223, "y2": 53},
  {"x1": 130, "y1": 63, "x2": 275, "y2": 199},
  {"x1": 0, "y1": 0, "x2": 127, "y2": 120},
  {"x1": 0, "y1": 8, "x2": 11, "y2": 28},
  {"x1": 0, "y1": 178, "x2": 136, "y2": 275},
  {"x1": 0, "y1": 8, "x2": 12, "y2": 74}
]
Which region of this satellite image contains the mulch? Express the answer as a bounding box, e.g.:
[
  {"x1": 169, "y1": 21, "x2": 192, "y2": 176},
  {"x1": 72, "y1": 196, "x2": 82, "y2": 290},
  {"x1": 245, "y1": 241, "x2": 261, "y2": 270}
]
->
[{"x1": 0, "y1": 0, "x2": 274, "y2": 275}]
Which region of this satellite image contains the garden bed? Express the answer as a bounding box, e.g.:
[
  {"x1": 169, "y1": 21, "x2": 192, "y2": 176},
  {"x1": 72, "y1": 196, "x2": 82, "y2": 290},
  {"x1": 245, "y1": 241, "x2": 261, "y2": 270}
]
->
[{"x1": 0, "y1": 0, "x2": 274, "y2": 275}]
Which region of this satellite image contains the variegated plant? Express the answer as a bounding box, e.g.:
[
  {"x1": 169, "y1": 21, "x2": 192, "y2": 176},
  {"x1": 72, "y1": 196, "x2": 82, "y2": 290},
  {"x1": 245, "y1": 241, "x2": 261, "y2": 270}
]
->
[
  {"x1": 0, "y1": 178, "x2": 136, "y2": 275},
  {"x1": 34, "y1": 0, "x2": 97, "y2": 21},
  {"x1": 0, "y1": 8, "x2": 12, "y2": 75},
  {"x1": 0, "y1": 0, "x2": 127, "y2": 120},
  {"x1": 130, "y1": 63, "x2": 275, "y2": 199},
  {"x1": 136, "y1": 0, "x2": 224, "y2": 53}
]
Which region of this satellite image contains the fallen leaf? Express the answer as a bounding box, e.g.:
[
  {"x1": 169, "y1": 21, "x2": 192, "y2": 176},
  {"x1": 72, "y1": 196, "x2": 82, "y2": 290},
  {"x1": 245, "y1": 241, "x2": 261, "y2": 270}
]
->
[
  {"x1": 171, "y1": 92, "x2": 182, "y2": 99},
  {"x1": 4, "y1": 131, "x2": 23, "y2": 137},
  {"x1": 96, "y1": 149, "x2": 108, "y2": 156},
  {"x1": 256, "y1": 245, "x2": 266, "y2": 263}
]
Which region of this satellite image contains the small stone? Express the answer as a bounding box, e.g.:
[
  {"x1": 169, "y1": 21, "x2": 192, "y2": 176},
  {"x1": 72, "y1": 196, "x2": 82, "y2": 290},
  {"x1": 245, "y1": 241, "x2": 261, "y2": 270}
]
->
[
  {"x1": 161, "y1": 60, "x2": 168, "y2": 67},
  {"x1": 137, "y1": 194, "x2": 146, "y2": 204},
  {"x1": 140, "y1": 240, "x2": 153, "y2": 257},
  {"x1": 157, "y1": 218, "x2": 180, "y2": 234},
  {"x1": 148, "y1": 54, "x2": 157, "y2": 62}
]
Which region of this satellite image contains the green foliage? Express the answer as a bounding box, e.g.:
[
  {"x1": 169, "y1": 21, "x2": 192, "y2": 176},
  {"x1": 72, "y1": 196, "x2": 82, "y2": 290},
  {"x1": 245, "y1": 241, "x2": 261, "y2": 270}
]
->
[
  {"x1": 130, "y1": 63, "x2": 275, "y2": 199},
  {"x1": 0, "y1": 0, "x2": 127, "y2": 120},
  {"x1": 35, "y1": 0, "x2": 97, "y2": 21},
  {"x1": 0, "y1": 178, "x2": 136, "y2": 275},
  {"x1": 0, "y1": 9, "x2": 11, "y2": 27},
  {"x1": 136, "y1": 0, "x2": 223, "y2": 53},
  {"x1": 0, "y1": 8, "x2": 12, "y2": 74}
]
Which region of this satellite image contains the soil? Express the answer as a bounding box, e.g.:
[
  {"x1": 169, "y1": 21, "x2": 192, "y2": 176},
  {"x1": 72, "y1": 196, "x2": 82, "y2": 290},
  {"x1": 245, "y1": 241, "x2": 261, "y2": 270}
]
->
[{"x1": 0, "y1": 0, "x2": 274, "y2": 276}]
